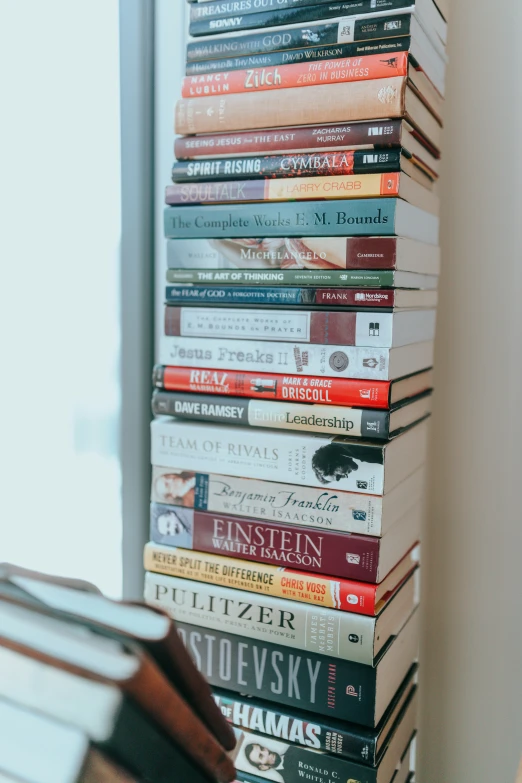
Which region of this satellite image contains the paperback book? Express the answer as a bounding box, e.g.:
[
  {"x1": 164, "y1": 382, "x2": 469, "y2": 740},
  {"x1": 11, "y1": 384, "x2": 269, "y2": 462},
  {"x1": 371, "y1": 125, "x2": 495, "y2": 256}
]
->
[{"x1": 159, "y1": 335, "x2": 435, "y2": 381}]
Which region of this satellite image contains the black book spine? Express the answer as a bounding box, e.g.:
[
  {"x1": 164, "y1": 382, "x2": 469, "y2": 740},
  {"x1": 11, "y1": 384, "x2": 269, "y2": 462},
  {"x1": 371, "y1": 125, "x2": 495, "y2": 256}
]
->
[
  {"x1": 152, "y1": 389, "x2": 250, "y2": 425},
  {"x1": 152, "y1": 390, "x2": 391, "y2": 438},
  {"x1": 189, "y1": 1, "x2": 413, "y2": 37},
  {"x1": 187, "y1": 14, "x2": 412, "y2": 60},
  {"x1": 185, "y1": 36, "x2": 410, "y2": 75},
  {"x1": 177, "y1": 622, "x2": 378, "y2": 725},
  {"x1": 190, "y1": 0, "x2": 324, "y2": 21},
  {"x1": 172, "y1": 150, "x2": 403, "y2": 183},
  {"x1": 212, "y1": 690, "x2": 379, "y2": 765}
]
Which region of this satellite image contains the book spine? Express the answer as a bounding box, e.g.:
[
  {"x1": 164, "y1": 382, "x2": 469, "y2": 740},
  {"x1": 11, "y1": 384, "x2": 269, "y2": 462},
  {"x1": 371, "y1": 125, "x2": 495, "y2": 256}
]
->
[
  {"x1": 165, "y1": 286, "x2": 399, "y2": 307},
  {"x1": 173, "y1": 120, "x2": 404, "y2": 159},
  {"x1": 185, "y1": 37, "x2": 410, "y2": 76},
  {"x1": 181, "y1": 52, "x2": 408, "y2": 97},
  {"x1": 189, "y1": 1, "x2": 412, "y2": 36},
  {"x1": 166, "y1": 236, "x2": 402, "y2": 270},
  {"x1": 154, "y1": 365, "x2": 393, "y2": 409},
  {"x1": 149, "y1": 502, "x2": 382, "y2": 580},
  {"x1": 172, "y1": 150, "x2": 403, "y2": 182},
  {"x1": 144, "y1": 543, "x2": 381, "y2": 614},
  {"x1": 151, "y1": 390, "x2": 391, "y2": 439},
  {"x1": 231, "y1": 725, "x2": 379, "y2": 783},
  {"x1": 164, "y1": 173, "x2": 401, "y2": 205},
  {"x1": 164, "y1": 307, "x2": 398, "y2": 347},
  {"x1": 165, "y1": 269, "x2": 397, "y2": 285},
  {"x1": 212, "y1": 690, "x2": 378, "y2": 765},
  {"x1": 175, "y1": 77, "x2": 406, "y2": 134},
  {"x1": 164, "y1": 199, "x2": 400, "y2": 239},
  {"x1": 144, "y1": 570, "x2": 378, "y2": 663},
  {"x1": 159, "y1": 336, "x2": 394, "y2": 381},
  {"x1": 150, "y1": 417, "x2": 387, "y2": 494},
  {"x1": 189, "y1": 0, "x2": 346, "y2": 22},
  {"x1": 174, "y1": 621, "x2": 378, "y2": 724},
  {"x1": 150, "y1": 466, "x2": 386, "y2": 536}
]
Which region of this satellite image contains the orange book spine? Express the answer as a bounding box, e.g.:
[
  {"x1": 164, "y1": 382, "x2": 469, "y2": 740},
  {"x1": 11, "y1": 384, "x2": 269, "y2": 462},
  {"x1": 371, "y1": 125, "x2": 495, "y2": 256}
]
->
[
  {"x1": 181, "y1": 52, "x2": 408, "y2": 98},
  {"x1": 175, "y1": 76, "x2": 407, "y2": 135},
  {"x1": 164, "y1": 173, "x2": 401, "y2": 205}
]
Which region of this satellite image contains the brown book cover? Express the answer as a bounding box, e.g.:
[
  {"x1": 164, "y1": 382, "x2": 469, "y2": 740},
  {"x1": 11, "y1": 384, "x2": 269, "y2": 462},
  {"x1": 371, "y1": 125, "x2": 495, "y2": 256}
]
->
[
  {"x1": 0, "y1": 571, "x2": 236, "y2": 753},
  {"x1": 175, "y1": 77, "x2": 441, "y2": 150},
  {"x1": 0, "y1": 597, "x2": 236, "y2": 783}
]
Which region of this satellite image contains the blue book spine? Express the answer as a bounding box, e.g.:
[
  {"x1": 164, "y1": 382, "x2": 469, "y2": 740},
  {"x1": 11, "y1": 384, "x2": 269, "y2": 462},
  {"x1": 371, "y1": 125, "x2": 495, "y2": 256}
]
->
[
  {"x1": 165, "y1": 286, "x2": 308, "y2": 305},
  {"x1": 164, "y1": 199, "x2": 398, "y2": 239}
]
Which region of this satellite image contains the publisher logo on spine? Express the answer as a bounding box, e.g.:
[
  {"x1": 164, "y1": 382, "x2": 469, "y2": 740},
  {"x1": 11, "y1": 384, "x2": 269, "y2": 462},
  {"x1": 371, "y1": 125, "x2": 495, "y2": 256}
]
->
[
  {"x1": 346, "y1": 553, "x2": 361, "y2": 565},
  {"x1": 346, "y1": 685, "x2": 358, "y2": 697},
  {"x1": 329, "y1": 351, "x2": 349, "y2": 372}
]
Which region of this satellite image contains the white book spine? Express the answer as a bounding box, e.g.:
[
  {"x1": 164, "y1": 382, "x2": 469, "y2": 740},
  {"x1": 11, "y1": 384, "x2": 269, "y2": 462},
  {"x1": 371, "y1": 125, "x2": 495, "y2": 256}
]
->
[
  {"x1": 160, "y1": 335, "x2": 393, "y2": 380},
  {"x1": 151, "y1": 417, "x2": 386, "y2": 494},
  {"x1": 144, "y1": 571, "x2": 376, "y2": 664}
]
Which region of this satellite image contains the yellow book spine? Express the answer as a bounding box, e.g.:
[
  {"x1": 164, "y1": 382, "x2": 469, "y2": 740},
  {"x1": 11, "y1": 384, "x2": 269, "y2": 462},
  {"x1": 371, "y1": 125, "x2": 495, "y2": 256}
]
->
[{"x1": 144, "y1": 542, "x2": 346, "y2": 610}]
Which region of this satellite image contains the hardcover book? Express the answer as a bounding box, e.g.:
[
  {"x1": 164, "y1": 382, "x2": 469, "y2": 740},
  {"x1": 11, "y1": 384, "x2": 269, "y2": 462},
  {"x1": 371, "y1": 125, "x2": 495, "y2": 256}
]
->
[
  {"x1": 173, "y1": 120, "x2": 440, "y2": 176},
  {"x1": 212, "y1": 666, "x2": 417, "y2": 765},
  {"x1": 163, "y1": 199, "x2": 440, "y2": 245},
  {"x1": 163, "y1": 307, "x2": 437, "y2": 348},
  {"x1": 148, "y1": 501, "x2": 421, "y2": 581},
  {"x1": 164, "y1": 172, "x2": 439, "y2": 216},
  {"x1": 165, "y1": 268, "x2": 438, "y2": 287},
  {"x1": 171, "y1": 149, "x2": 434, "y2": 186},
  {"x1": 144, "y1": 569, "x2": 418, "y2": 664},
  {"x1": 150, "y1": 464, "x2": 427, "y2": 537},
  {"x1": 164, "y1": 286, "x2": 439, "y2": 310},
  {"x1": 144, "y1": 542, "x2": 420, "y2": 616},
  {"x1": 174, "y1": 609, "x2": 419, "y2": 725},
  {"x1": 151, "y1": 389, "x2": 432, "y2": 439},
  {"x1": 165, "y1": 235, "x2": 441, "y2": 274},
  {"x1": 152, "y1": 366, "x2": 434, "y2": 410},
  {"x1": 174, "y1": 78, "x2": 442, "y2": 150},
  {"x1": 150, "y1": 416, "x2": 429, "y2": 495},
  {"x1": 230, "y1": 688, "x2": 417, "y2": 783},
  {"x1": 181, "y1": 51, "x2": 410, "y2": 97},
  {"x1": 187, "y1": 0, "x2": 447, "y2": 52}
]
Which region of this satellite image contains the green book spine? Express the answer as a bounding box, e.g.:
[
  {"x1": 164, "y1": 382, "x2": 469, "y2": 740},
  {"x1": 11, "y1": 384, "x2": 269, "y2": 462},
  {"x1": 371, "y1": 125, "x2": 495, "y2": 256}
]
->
[{"x1": 166, "y1": 268, "x2": 397, "y2": 286}]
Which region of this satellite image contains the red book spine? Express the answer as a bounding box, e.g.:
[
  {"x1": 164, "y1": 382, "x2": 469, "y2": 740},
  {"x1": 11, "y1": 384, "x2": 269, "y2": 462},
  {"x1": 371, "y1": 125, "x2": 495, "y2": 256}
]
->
[
  {"x1": 315, "y1": 289, "x2": 398, "y2": 306},
  {"x1": 174, "y1": 120, "x2": 403, "y2": 160},
  {"x1": 164, "y1": 307, "x2": 360, "y2": 345},
  {"x1": 190, "y1": 510, "x2": 381, "y2": 582},
  {"x1": 181, "y1": 52, "x2": 409, "y2": 98},
  {"x1": 156, "y1": 366, "x2": 392, "y2": 408}
]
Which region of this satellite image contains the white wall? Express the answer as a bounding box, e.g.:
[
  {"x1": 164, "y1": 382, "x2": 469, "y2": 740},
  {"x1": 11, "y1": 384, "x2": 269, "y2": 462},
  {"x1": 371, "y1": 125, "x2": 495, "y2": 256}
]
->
[{"x1": 419, "y1": 0, "x2": 522, "y2": 779}]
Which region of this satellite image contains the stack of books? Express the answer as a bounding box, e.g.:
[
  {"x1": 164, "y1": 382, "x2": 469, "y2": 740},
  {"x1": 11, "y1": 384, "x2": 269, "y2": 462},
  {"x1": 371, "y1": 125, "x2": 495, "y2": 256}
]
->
[
  {"x1": 147, "y1": 1, "x2": 448, "y2": 782},
  {"x1": 0, "y1": 564, "x2": 236, "y2": 783}
]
